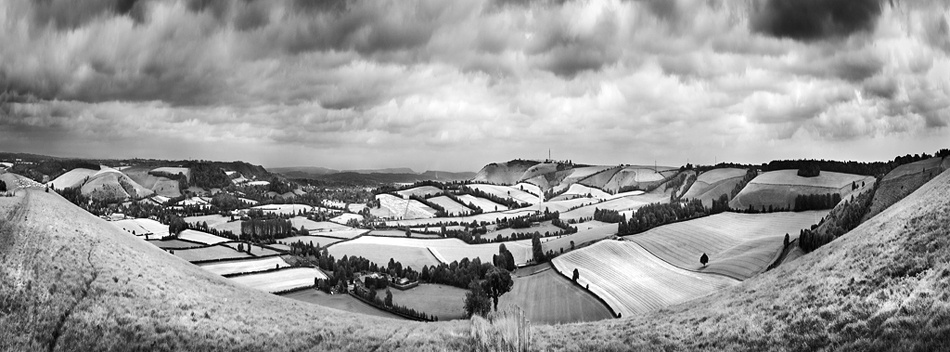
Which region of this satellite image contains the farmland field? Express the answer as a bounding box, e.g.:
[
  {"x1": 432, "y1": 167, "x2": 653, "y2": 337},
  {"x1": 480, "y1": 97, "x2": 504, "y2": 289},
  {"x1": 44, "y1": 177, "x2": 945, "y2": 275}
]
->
[
  {"x1": 603, "y1": 166, "x2": 668, "y2": 193},
  {"x1": 252, "y1": 203, "x2": 313, "y2": 216},
  {"x1": 184, "y1": 214, "x2": 232, "y2": 229},
  {"x1": 560, "y1": 193, "x2": 668, "y2": 221},
  {"x1": 281, "y1": 289, "x2": 404, "y2": 320},
  {"x1": 542, "y1": 223, "x2": 618, "y2": 254},
  {"x1": 147, "y1": 239, "x2": 203, "y2": 249},
  {"x1": 151, "y1": 166, "x2": 190, "y2": 179},
  {"x1": 730, "y1": 170, "x2": 873, "y2": 211},
  {"x1": 328, "y1": 236, "x2": 532, "y2": 268},
  {"x1": 278, "y1": 235, "x2": 346, "y2": 247},
  {"x1": 382, "y1": 208, "x2": 536, "y2": 228},
  {"x1": 550, "y1": 184, "x2": 611, "y2": 201},
  {"x1": 514, "y1": 182, "x2": 542, "y2": 197},
  {"x1": 330, "y1": 213, "x2": 364, "y2": 225},
  {"x1": 46, "y1": 167, "x2": 97, "y2": 189},
  {"x1": 290, "y1": 217, "x2": 351, "y2": 232},
  {"x1": 682, "y1": 168, "x2": 747, "y2": 207},
  {"x1": 387, "y1": 284, "x2": 468, "y2": 321},
  {"x1": 551, "y1": 240, "x2": 739, "y2": 317},
  {"x1": 427, "y1": 195, "x2": 472, "y2": 215},
  {"x1": 865, "y1": 157, "x2": 948, "y2": 221},
  {"x1": 624, "y1": 211, "x2": 827, "y2": 279},
  {"x1": 172, "y1": 244, "x2": 252, "y2": 262},
  {"x1": 457, "y1": 194, "x2": 509, "y2": 212},
  {"x1": 177, "y1": 229, "x2": 229, "y2": 245},
  {"x1": 395, "y1": 185, "x2": 443, "y2": 198},
  {"x1": 230, "y1": 267, "x2": 328, "y2": 293},
  {"x1": 200, "y1": 256, "x2": 290, "y2": 276},
  {"x1": 485, "y1": 221, "x2": 563, "y2": 238},
  {"x1": 537, "y1": 198, "x2": 598, "y2": 213},
  {"x1": 468, "y1": 184, "x2": 540, "y2": 204},
  {"x1": 498, "y1": 266, "x2": 614, "y2": 324},
  {"x1": 375, "y1": 194, "x2": 438, "y2": 219},
  {"x1": 367, "y1": 230, "x2": 442, "y2": 239},
  {"x1": 219, "y1": 242, "x2": 283, "y2": 256},
  {"x1": 577, "y1": 166, "x2": 622, "y2": 189},
  {"x1": 111, "y1": 218, "x2": 169, "y2": 238}
]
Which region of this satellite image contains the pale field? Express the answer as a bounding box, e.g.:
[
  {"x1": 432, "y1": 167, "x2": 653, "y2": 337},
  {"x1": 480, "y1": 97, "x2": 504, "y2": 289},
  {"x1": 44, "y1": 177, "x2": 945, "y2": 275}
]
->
[
  {"x1": 472, "y1": 161, "x2": 539, "y2": 185},
  {"x1": 395, "y1": 185, "x2": 443, "y2": 198},
  {"x1": 151, "y1": 166, "x2": 191, "y2": 179},
  {"x1": 177, "y1": 196, "x2": 210, "y2": 206},
  {"x1": 111, "y1": 218, "x2": 169, "y2": 238},
  {"x1": 551, "y1": 240, "x2": 739, "y2": 317},
  {"x1": 694, "y1": 168, "x2": 747, "y2": 184},
  {"x1": 382, "y1": 208, "x2": 536, "y2": 227},
  {"x1": 550, "y1": 183, "x2": 612, "y2": 201},
  {"x1": 468, "y1": 184, "x2": 540, "y2": 204},
  {"x1": 749, "y1": 169, "x2": 868, "y2": 188},
  {"x1": 199, "y1": 256, "x2": 290, "y2": 276},
  {"x1": 536, "y1": 198, "x2": 599, "y2": 213},
  {"x1": 46, "y1": 168, "x2": 97, "y2": 189},
  {"x1": 277, "y1": 235, "x2": 346, "y2": 247},
  {"x1": 484, "y1": 221, "x2": 562, "y2": 238},
  {"x1": 457, "y1": 194, "x2": 509, "y2": 212},
  {"x1": 514, "y1": 182, "x2": 542, "y2": 197},
  {"x1": 366, "y1": 230, "x2": 441, "y2": 238},
  {"x1": 729, "y1": 175, "x2": 876, "y2": 211},
  {"x1": 577, "y1": 166, "x2": 623, "y2": 189},
  {"x1": 281, "y1": 289, "x2": 404, "y2": 320},
  {"x1": 328, "y1": 235, "x2": 533, "y2": 267},
  {"x1": 247, "y1": 180, "x2": 270, "y2": 186},
  {"x1": 561, "y1": 166, "x2": 614, "y2": 186},
  {"x1": 290, "y1": 216, "x2": 351, "y2": 231},
  {"x1": 603, "y1": 166, "x2": 666, "y2": 192},
  {"x1": 178, "y1": 229, "x2": 230, "y2": 245},
  {"x1": 230, "y1": 267, "x2": 328, "y2": 293},
  {"x1": 560, "y1": 193, "x2": 667, "y2": 221},
  {"x1": 542, "y1": 223, "x2": 619, "y2": 254},
  {"x1": 330, "y1": 213, "x2": 364, "y2": 225},
  {"x1": 426, "y1": 195, "x2": 472, "y2": 215},
  {"x1": 218, "y1": 242, "x2": 282, "y2": 256},
  {"x1": 625, "y1": 211, "x2": 828, "y2": 279},
  {"x1": 882, "y1": 156, "x2": 946, "y2": 181},
  {"x1": 518, "y1": 163, "x2": 560, "y2": 182},
  {"x1": 376, "y1": 194, "x2": 438, "y2": 219},
  {"x1": 498, "y1": 266, "x2": 614, "y2": 324},
  {"x1": 184, "y1": 214, "x2": 232, "y2": 228}
]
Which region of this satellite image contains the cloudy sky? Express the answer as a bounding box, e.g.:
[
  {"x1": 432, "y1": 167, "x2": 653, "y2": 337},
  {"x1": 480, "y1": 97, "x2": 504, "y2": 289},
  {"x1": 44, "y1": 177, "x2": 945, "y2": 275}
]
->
[{"x1": 1, "y1": 0, "x2": 948, "y2": 172}]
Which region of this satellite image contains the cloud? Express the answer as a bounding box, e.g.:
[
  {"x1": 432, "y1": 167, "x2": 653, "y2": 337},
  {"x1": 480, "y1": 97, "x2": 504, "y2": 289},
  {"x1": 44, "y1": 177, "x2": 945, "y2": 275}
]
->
[
  {"x1": 0, "y1": 0, "x2": 947, "y2": 170},
  {"x1": 751, "y1": 0, "x2": 882, "y2": 41}
]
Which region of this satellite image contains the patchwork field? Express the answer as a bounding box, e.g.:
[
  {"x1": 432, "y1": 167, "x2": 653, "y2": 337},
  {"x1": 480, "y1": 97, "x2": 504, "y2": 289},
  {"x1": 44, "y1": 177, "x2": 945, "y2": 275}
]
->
[
  {"x1": 281, "y1": 289, "x2": 404, "y2": 320},
  {"x1": 230, "y1": 267, "x2": 328, "y2": 293},
  {"x1": 550, "y1": 184, "x2": 611, "y2": 201},
  {"x1": 177, "y1": 229, "x2": 229, "y2": 245},
  {"x1": 111, "y1": 218, "x2": 169, "y2": 238},
  {"x1": 624, "y1": 211, "x2": 827, "y2": 279},
  {"x1": 80, "y1": 168, "x2": 153, "y2": 200},
  {"x1": 290, "y1": 217, "x2": 351, "y2": 232},
  {"x1": 147, "y1": 239, "x2": 203, "y2": 249},
  {"x1": 551, "y1": 240, "x2": 739, "y2": 317},
  {"x1": 199, "y1": 256, "x2": 290, "y2": 276},
  {"x1": 561, "y1": 166, "x2": 614, "y2": 185},
  {"x1": 730, "y1": 170, "x2": 873, "y2": 211},
  {"x1": 387, "y1": 284, "x2": 468, "y2": 321},
  {"x1": 542, "y1": 223, "x2": 619, "y2": 254},
  {"x1": 382, "y1": 208, "x2": 536, "y2": 228},
  {"x1": 498, "y1": 266, "x2": 614, "y2": 324},
  {"x1": 468, "y1": 184, "x2": 540, "y2": 204},
  {"x1": 577, "y1": 167, "x2": 623, "y2": 190},
  {"x1": 330, "y1": 213, "x2": 364, "y2": 225},
  {"x1": 252, "y1": 203, "x2": 313, "y2": 216},
  {"x1": 328, "y1": 236, "x2": 532, "y2": 268},
  {"x1": 395, "y1": 185, "x2": 443, "y2": 198},
  {"x1": 278, "y1": 235, "x2": 345, "y2": 247},
  {"x1": 375, "y1": 194, "x2": 438, "y2": 219},
  {"x1": 537, "y1": 198, "x2": 599, "y2": 214},
  {"x1": 560, "y1": 193, "x2": 669, "y2": 221},
  {"x1": 427, "y1": 196, "x2": 472, "y2": 215},
  {"x1": 603, "y1": 166, "x2": 668, "y2": 193},
  {"x1": 173, "y1": 244, "x2": 252, "y2": 262},
  {"x1": 457, "y1": 194, "x2": 509, "y2": 212},
  {"x1": 682, "y1": 168, "x2": 747, "y2": 207},
  {"x1": 219, "y1": 242, "x2": 283, "y2": 256},
  {"x1": 864, "y1": 157, "x2": 948, "y2": 221}
]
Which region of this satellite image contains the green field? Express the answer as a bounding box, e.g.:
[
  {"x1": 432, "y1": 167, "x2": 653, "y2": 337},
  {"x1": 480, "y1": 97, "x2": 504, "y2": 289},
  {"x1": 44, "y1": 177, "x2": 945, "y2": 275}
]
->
[
  {"x1": 281, "y1": 289, "x2": 405, "y2": 320},
  {"x1": 172, "y1": 244, "x2": 252, "y2": 262},
  {"x1": 498, "y1": 266, "x2": 614, "y2": 324},
  {"x1": 387, "y1": 284, "x2": 468, "y2": 321}
]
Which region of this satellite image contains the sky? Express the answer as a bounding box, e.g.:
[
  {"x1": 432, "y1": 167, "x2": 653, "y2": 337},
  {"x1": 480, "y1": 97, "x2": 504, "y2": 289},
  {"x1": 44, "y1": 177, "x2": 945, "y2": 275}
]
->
[{"x1": 0, "y1": 0, "x2": 948, "y2": 172}]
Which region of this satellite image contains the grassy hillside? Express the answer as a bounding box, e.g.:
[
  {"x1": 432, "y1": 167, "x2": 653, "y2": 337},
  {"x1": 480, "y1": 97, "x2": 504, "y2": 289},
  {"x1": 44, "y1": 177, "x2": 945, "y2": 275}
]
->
[
  {"x1": 0, "y1": 189, "x2": 468, "y2": 351},
  {"x1": 532, "y1": 169, "x2": 950, "y2": 351},
  {"x1": 863, "y1": 156, "x2": 948, "y2": 221}
]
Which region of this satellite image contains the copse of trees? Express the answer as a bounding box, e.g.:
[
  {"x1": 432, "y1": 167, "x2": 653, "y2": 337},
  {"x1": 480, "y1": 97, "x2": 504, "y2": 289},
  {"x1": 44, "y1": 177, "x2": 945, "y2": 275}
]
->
[
  {"x1": 0, "y1": 180, "x2": 6, "y2": 192},
  {"x1": 168, "y1": 216, "x2": 188, "y2": 236},
  {"x1": 186, "y1": 163, "x2": 232, "y2": 189},
  {"x1": 793, "y1": 193, "x2": 842, "y2": 211},
  {"x1": 493, "y1": 244, "x2": 516, "y2": 271},
  {"x1": 797, "y1": 163, "x2": 821, "y2": 177},
  {"x1": 799, "y1": 184, "x2": 878, "y2": 252},
  {"x1": 618, "y1": 199, "x2": 706, "y2": 235},
  {"x1": 240, "y1": 218, "x2": 295, "y2": 241}
]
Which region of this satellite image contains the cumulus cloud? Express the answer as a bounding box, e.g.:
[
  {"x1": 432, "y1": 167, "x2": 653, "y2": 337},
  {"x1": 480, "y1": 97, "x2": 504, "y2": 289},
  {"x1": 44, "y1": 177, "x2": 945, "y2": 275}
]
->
[{"x1": 0, "y1": 0, "x2": 948, "y2": 170}]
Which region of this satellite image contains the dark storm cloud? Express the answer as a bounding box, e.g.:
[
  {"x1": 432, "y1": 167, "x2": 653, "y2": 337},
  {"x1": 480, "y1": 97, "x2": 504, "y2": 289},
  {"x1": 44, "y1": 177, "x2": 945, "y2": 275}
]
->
[{"x1": 751, "y1": 0, "x2": 882, "y2": 41}]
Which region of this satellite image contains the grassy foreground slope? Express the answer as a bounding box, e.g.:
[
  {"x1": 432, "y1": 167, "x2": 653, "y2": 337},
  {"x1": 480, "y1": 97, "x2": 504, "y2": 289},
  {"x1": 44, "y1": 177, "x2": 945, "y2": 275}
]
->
[
  {"x1": 533, "y1": 169, "x2": 950, "y2": 351},
  {"x1": 0, "y1": 190, "x2": 467, "y2": 352}
]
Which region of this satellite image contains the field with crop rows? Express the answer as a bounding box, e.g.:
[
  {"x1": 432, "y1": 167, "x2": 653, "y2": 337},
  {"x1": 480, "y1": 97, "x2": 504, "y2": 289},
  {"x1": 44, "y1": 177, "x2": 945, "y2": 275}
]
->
[
  {"x1": 625, "y1": 211, "x2": 827, "y2": 279},
  {"x1": 173, "y1": 244, "x2": 252, "y2": 262},
  {"x1": 498, "y1": 267, "x2": 614, "y2": 324},
  {"x1": 457, "y1": 194, "x2": 509, "y2": 212},
  {"x1": 468, "y1": 184, "x2": 540, "y2": 204},
  {"x1": 542, "y1": 223, "x2": 618, "y2": 254},
  {"x1": 551, "y1": 240, "x2": 739, "y2": 317},
  {"x1": 375, "y1": 194, "x2": 438, "y2": 219},
  {"x1": 427, "y1": 196, "x2": 472, "y2": 215},
  {"x1": 199, "y1": 256, "x2": 290, "y2": 276},
  {"x1": 230, "y1": 267, "x2": 328, "y2": 293}
]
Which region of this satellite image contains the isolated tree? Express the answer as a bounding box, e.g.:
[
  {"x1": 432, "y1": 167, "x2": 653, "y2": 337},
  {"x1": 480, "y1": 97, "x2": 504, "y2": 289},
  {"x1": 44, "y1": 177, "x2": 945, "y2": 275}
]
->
[
  {"x1": 0, "y1": 180, "x2": 7, "y2": 192},
  {"x1": 368, "y1": 288, "x2": 377, "y2": 302},
  {"x1": 572, "y1": 268, "x2": 579, "y2": 282},
  {"x1": 168, "y1": 216, "x2": 188, "y2": 236},
  {"x1": 405, "y1": 228, "x2": 411, "y2": 237},
  {"x1": 483, "y1": 267, "x2": 513, "y2": 311},
  {"x1": 570, "y1": 240, "x2": 575, "y2": 250},
  {"x1": 464, "y1": 281, "x2": 492, "y2": 317},
  {"x1": 384, "y1": 289, "x2": 393, "y2": 307},
  {"x1": 531, "y1": 233, "x2": 544, "y2": 263},
  {"x1": 700, "y1": 253, "x2": 709, "y2": 267},
  {"x1": 784, "y1": 233, "x2": 790, "y2": 247}
]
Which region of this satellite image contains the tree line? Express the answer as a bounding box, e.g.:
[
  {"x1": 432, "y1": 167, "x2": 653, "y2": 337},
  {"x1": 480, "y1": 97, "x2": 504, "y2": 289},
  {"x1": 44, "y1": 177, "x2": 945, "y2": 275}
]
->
[{"x1": 799, "y1": 185, "x2": 877, "y2": 252}]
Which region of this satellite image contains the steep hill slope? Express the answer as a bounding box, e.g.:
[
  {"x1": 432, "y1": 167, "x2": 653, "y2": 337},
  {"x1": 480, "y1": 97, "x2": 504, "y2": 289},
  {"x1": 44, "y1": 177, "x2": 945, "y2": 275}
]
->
[
  {"x1": 863, "y1": 156, "x2": 948, "y2": 221},
  {"x1": 0, "y1": 189, "x2": 467, "y2": 351},
  {"x1": 532, "y1": 169, "x2": 950, "y2": 351},
  {"x1": 472, "y1": 159, "x2": 540, "y2": 185}
]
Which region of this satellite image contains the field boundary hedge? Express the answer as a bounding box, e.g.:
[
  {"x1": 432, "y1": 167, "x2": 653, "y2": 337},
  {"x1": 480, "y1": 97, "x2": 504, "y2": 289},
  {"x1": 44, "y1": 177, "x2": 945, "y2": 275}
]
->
[{"x1": 190, "y1": 253, "x2": 282, "y2": 265}]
